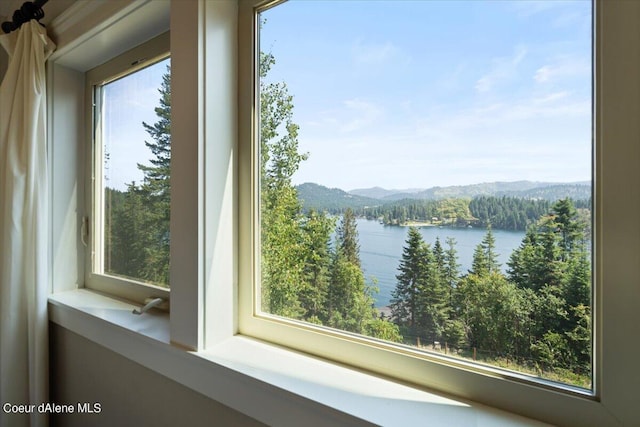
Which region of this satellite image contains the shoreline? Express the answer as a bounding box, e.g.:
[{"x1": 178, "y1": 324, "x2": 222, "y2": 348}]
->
[{"x1": 399, "y1": 221, "x2": 438, "y2": 227}]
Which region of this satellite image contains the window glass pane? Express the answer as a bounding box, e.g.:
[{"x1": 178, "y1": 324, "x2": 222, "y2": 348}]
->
[
  {"x1": 99, "y1": 57, "x2": 171, "y2": 288},
  {"x1": 258, "y1": 1, "x2": 591, "y2": 388}
]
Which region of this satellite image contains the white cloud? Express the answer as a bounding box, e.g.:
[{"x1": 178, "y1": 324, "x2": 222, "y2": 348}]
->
[
  {"x1": 475, "y1": 46, "x2": 527, "y2": 93},
  {"x1": 418, "y1": 94, "x2": 588, "y2": 135},
  {"x1": 534, "y1": 56, "x2": 590, "y2": 83}
]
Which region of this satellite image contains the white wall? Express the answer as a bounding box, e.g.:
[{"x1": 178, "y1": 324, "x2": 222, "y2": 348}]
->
[{"x1": 50, "y1": 324, "x2": 264, "y2": 427}]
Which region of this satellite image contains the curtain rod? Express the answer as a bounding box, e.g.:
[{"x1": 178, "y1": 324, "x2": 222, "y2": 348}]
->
[{"x1": 1, "y1": 0, "x2": 48, "y2": 35}]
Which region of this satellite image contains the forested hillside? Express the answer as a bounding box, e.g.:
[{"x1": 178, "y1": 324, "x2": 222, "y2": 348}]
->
[
  {"x1": 296, "y1": 182, "x2": 378, "y2": 212},
  {"x1": 297, "y1": 182, "x2": 591, "y2": 231},
  {"x1": 349, "y1": 181, "x2": 591, "y2": 201}
]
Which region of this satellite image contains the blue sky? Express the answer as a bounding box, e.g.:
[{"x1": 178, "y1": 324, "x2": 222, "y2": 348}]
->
[
  {"x1": 103, "y1": 58, "x2": 169, "y2": 191},
  {"x1": 260, "y1": 0, "x2": 592, "y2": 191}
]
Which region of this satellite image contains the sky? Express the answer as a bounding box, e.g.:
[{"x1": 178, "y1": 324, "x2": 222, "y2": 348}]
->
[
  {"x1": 103, "y1": 58, "x2": 169, "y2": 191},
  {"x1": 260, "y1": 0, "x2": 593, "y2": 191},
  {"x1": 102, "y1": 1, "x2": 593, "y2": 193}
]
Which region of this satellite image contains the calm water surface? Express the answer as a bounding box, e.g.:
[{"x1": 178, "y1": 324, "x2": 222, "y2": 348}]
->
[{"x1": 356, "y1": 219, "x2": 525, "y2": 307}]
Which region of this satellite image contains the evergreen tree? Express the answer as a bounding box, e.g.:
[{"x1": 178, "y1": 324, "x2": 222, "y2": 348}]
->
[
  {"x1": 326, "y1": 213, "x2": 374, "y2": 333},
  {"x1": 299, "y1": 210, "x2": 334, "y2": 321},
  {"x1": 507, "y1": 228, "x2": 546, "y2": 291},
  {"x1": 443, "y1": 237, "x2": 460, "y2": 306},
  {"x1": 336, "y1": 208, "x2": 360, "y2": 268},
  {"x1": 106, "y1": 66, "x2": 172, "y2": 287},
  {"x1": 326, "y1": 251, "x2": 370, "y2": 332},
  {"x1": 139, "y1": 67, "x2": 171, "y2": 198},
  {"x1": 391, "y1": 227, "x2": 427, "y2": 333},
  {"x1": 552, "y1": 198, "x2": 584, "y2": 259},
  {"x1": 137, "y1": 65, "x2": 172, "y2": 286},
  {"x1": 470, "y1": 226, "x2": 500, "y2": 276},
  {"x1": 417, "y1": 244, "x2": 449, "y2": 344},
  {"x1": 391, "y1": 227, "x2": 448, "y2": 344},
  {"x1": 108, "y1": 183, "x2": 148, "y2": 280},
  {"x1": 506, "y1": 198, "x2": 591, "y2": 372},
  {"x1": 432, "y1": 237, "x2": 445, "y2": 276}
]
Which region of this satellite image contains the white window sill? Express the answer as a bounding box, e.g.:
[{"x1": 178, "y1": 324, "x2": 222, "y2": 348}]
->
[{"x1": 48, "y1": 289, "x2": 549, "y2": 427}]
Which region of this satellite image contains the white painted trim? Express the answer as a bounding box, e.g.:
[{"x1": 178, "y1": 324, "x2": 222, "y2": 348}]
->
[
  {"x1": 201, "y1": 0, "x2": 239, "y2": 347},
  {"x1": 169, "y1": 0, "x2": 205, "y2": 351},
  {"x1": 49, "y1": 0, "x2": 169, "y2": 72},
  {"x1": 48, "y1": 0, "x2": 103, "y2": 36},
  {"x1": 49, "y1": 290, "x2": 547, "y2": 427},
  {"x1": 83, "y1": 32, "x2": 171, "y2": 306}
]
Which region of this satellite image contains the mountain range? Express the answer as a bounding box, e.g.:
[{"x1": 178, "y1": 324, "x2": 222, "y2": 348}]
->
[
  {"x1": 296, "y1": 181, "x2": 591, "y2": 212},
  {"x1": 349, "y1": 181, "x2": 591, "y2": 201}
]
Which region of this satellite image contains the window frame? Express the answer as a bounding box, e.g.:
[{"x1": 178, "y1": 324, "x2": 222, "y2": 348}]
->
[
  {"x1": 45, "y1": 0, "x2": 640, "y2": 424},
  {"x1": 237, "y1": 0, "x2": 638, "y2": 425},
  {"x1": 84, "y1": 31, "x2": 171, "y2": 307}
]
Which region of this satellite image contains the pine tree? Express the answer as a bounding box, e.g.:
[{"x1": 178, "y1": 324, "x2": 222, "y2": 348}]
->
[
  {"x1": 552, "y1": 198, "x2": 584, "y2": 259},
  {"x1": 326, "y1": 212, "x2": 374, "y2": 332},
  {"x1": 137, "y1": 65, "x2": 172, "y2": 286},
  {"x1": 139, "y1": 68, "x2": 171, "y2": 198},
  {"x1": 299, "y1": 210, "x2": 334, "y2": 320},
  {"x1": 391, "y1": 227, "x2": 426, "y2": 333},
  {"x1": 109, "y1": 183, "x2": 148, "y2": 280},
  {"x1": 505, "y1": 198, "x2": 591, "y2": 372},
  {"x1": 417, "y1": 244, "x2": 449, "y2": 344},
  {"x1": 470, "y1": 226, "x2": 500, "y2": 276},
  {"x1": 336, "y1": 208, "x2": 360, "y2": 268},
  {"x1": 433, "y1": 237, "x2": 445, "y2": 275},
  {"x1": 443, "y1": 237, "x2": 460, "y2": 306}
]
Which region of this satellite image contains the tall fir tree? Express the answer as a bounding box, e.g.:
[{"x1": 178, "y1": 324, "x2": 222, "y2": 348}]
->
[
  {"x1": 299, "y1": 210, "x2": 334, "y2": 321},
  {"x1": 336, "y1": 208, "x2": 360, "y2": 268},
  {"x1": 470, "y1": 226, "x2": 500, "y2": 276},
  {"x1": 139, "y1": 67, "x2": 171, "y2": 198},
  {"x1": 327, "y1": 212, "x2": 373, "y2": 333},
  {"x1": 391, "y1": 227, "x2": 427, "y2": 333},
  {"x1": 443, "y1": 237, "x2": 460, "y2": 307},
  {"x1": 416, "y1": 244, "x2": 449, "y2": 344},
  {"x1": 138, "y1": 65, "x2": 172, "y2": 286}
]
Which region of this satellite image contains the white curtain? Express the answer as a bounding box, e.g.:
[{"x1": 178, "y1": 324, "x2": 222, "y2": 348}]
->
[{"x1": 0, "y1": 20, "x2": 55, "y2": 427}]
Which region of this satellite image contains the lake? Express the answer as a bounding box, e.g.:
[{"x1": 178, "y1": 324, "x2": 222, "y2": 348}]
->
[{"x1": 355, "y1": 219, "x2": 525, "y2": 307}]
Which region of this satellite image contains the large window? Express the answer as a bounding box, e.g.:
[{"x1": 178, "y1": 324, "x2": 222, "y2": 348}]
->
[
  {"x1": 47, "y1": 0, "x2": 640, "y2": 425},
  {"x1": 85, "y1": 33, "x2": 171, "y2": 302},
  {"x1": 247, "y1": 0, "x2": 594, "y2": 397}
]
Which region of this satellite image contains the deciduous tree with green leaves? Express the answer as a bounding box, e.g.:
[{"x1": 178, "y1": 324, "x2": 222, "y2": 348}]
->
[{"x1": 258, "y1": 38, "x2": 400, "y2": 342}]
